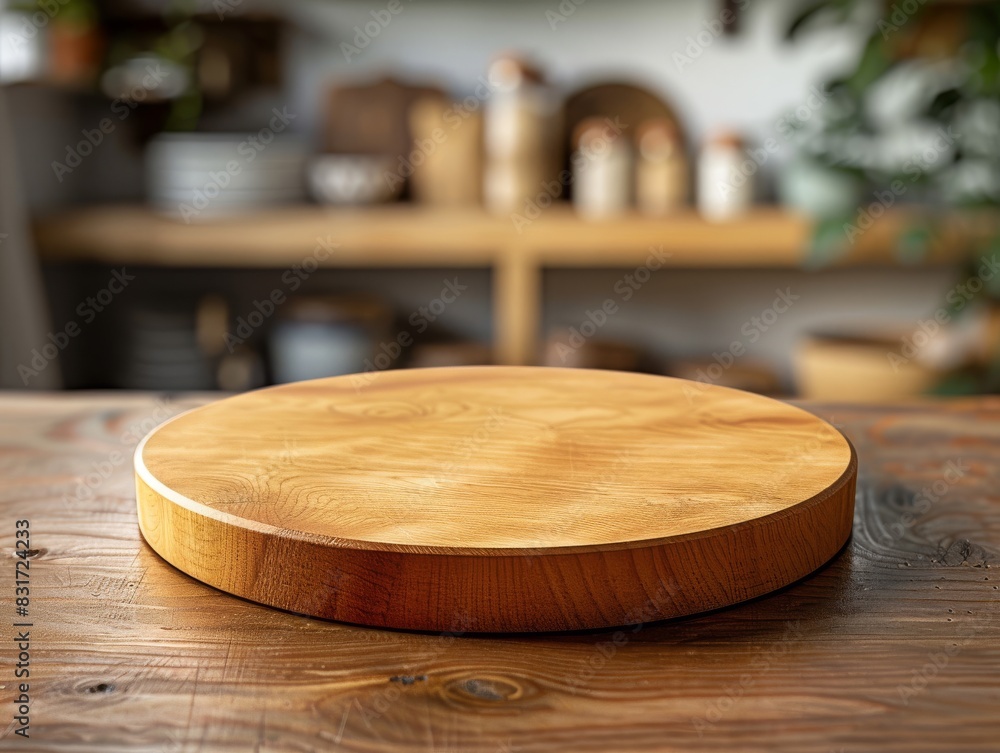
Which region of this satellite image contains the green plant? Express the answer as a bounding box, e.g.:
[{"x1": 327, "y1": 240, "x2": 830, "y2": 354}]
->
[
  {"x1": 101, "y1": 0, "x2": 204, "y2": 130},
  {"x1": 787, "y1": 0, "x2": 1000, "y2": 391}
]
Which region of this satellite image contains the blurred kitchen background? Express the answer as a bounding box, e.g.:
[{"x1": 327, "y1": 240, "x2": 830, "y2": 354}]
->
[{"x1": 2, "y1": 0, "x2": 999, "y2": 400}]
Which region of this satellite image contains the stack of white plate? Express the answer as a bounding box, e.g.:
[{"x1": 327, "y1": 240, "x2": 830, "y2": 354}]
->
[
  {"x1": 146, "y1": 133, "x2": 306, "y2": 220},
  {"x1": 119, "y1": 302, "x2": 215, "y2": 391}
]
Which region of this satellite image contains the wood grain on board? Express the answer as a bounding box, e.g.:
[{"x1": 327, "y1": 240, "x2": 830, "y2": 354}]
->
[
  {"x1": 1, "y1": 392, "x2": 998, "y2": 751},
  {"x1": 135, "y1": 367, "x2": 856, "y2": 632}
]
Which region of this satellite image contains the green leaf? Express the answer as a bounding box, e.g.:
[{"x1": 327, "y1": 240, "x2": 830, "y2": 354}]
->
[
  {"x1": 895, "y1": 221, "x2": 935, "y2": 265},
  {"x1": 785, "y1": 0, "x2": 860, "y2": 41},
  {"x1": 983, "y1": 233, "x2": 1000, "y2": 299},
  {"x1": 845, "y1": 33, "x2": 891, "y2": 95},
  {"x1": 806, "y1": 216, "x2": 854, "y2": 269},
  {"x1": 785, "y1": 0, "x2": 839, "y2": 41},
  {"x1": 926, "y1": 88, "x2": 961, "y2": 119},
  {"x1": 928, "y1": 371, "x2": 980, "y2": 396}
]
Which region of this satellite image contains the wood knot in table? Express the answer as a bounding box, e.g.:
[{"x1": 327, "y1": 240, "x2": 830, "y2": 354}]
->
[
  {"x1": 5, "y1": 547, "x2": 45, "y2": 559},
  {"x1": 443, "y1": 674, "x2": 528, "y2": 707},
  {"x1": 389, "y1": 675, "x2": 427, "y2": 686},
  {"x1": 933, "y1": 538, "x2": 996, "y2": 568}
]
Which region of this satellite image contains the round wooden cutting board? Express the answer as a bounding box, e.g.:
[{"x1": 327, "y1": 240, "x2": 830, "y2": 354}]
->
[{"x1": 135, "y1": 366, "x2": 857, "y2": 632}]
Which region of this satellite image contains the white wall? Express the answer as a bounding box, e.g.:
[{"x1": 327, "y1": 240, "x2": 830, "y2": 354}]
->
[{"x1": 284, "y1": 0, "x2": 863, "y2": 156}]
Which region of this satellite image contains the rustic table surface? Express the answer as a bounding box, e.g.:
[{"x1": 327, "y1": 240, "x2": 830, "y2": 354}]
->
[{"x1": 1, "y1": 393, "x2": 998, "y2": 752}]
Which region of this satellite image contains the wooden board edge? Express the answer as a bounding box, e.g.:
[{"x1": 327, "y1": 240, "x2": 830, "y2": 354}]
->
[{"x1": 134, "y1": 441, "x2": 857, "y2": 632}]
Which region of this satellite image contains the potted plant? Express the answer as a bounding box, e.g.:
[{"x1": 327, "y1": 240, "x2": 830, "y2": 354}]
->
[{"x1": 785, "y1": 0, "x2": 1000, "y2": 392}]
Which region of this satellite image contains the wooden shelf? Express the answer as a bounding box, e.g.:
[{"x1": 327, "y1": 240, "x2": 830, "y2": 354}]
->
[
  {"x1": 34, "y1": 204, "x2": 991, "y2": 365},
  {"x1": 36, "y1": 205, "x2": 506, "y2": 266},
  {"x1": 35, "y1": 203, "x2": 982, "y2": 266}
]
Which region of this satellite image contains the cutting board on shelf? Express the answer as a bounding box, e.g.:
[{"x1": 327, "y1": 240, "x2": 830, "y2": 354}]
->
[
  {"x1": 135, "y1": 366, "x2": 856, "y2": 632},
  {"x1": 322, "y1": 76, "x2": 446, "y2": 158}
]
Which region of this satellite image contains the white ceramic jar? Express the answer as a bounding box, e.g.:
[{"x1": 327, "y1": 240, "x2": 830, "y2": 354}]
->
[
  {"x1": 697, "y1": 131, "x2": 753, "y2": 221},
  {"x1": 572, "y1": 118, "x2": 632, "y2": 220}
]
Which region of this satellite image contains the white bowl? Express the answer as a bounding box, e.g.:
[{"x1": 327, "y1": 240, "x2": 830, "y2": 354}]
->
[{"x1": 308, "y1": 155, "x2": 401, "y2": 205}]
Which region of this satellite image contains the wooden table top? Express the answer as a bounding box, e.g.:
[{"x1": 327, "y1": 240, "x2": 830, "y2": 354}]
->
[{"x1": 1, "y1": 393, "x2": 998, "y2": 752}]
